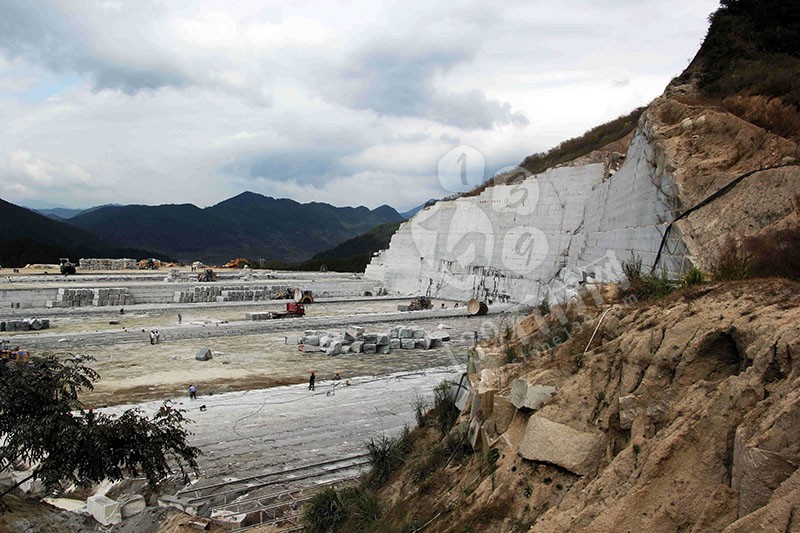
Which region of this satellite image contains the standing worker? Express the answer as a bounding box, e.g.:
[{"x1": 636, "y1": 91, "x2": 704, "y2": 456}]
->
[
  {"x1": 178, "y1": 313, "x2": 182, "y2": 324},
  {"x1": 188, "y1": 384, "x2": 197, "y2": 400},
  {"x1": 308, "y1": 371, "x2": 316, "y2": 391}
]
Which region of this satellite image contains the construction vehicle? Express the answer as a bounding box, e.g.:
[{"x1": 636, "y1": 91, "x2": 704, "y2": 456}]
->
[
  {"x1": 0, "y1": 340, "x2": 30, "y2": 363},
  {"x1": 197, "y1": 269, "x2": 217, "y2": 282},
  {"x1": 397, "y1": 296, "x2": 433, "y2": 312},
  {"x1": 138, "y1": 258, "x2": 160, "y2": 270},
  {"x1": 225, "y1": 258, "x2": 252, "y2": 269},
  {"x1": 59, "y1": 258, "x2": 76, "y2": 275},
  {"x1": 268, "y1": 302, "x2": 306, "y2": 319}
]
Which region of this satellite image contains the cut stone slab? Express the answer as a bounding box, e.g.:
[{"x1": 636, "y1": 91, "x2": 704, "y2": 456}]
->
[
  {"x1": 304, "y1": 335, "x2": 320, "y2": 346},
  {"x1": 326, "y1": 341, "x2": 342, "y2": 356},
  {"x1": 195, "y1": 348, "x2": 213, "y2": 361},
  {"x1": 363, "y1": 343, "x2": 377, "y2": 354},
  {"x1": 377, "y1": 344, "x2": 391, "y2": 355},
  {"x1": 363, "y1": 333, "x2": 378, "y2": 343},
  {"x1": 389, "y1": 327, "x2": 400, "y2": 338},
  {"x1": 376, "y1": 334, "x2": 389, "y2": 346},
  {"x1": 389, "y1": 339, "x2": 401, "y2": 349},
  {"x1": 399, "y1": 327, "x2": 413, "y2": 339},
  {"x1": 284, "y1": 335, "x2": 299, "y2": 345},
  {"x1": 120, "y1": 495, "x2": 146, "y2": 518},
  {"x1": 319, "y1": 335, "x2": 331, "y2": 348},
  {"x1": 412, "y1": 328, "x2": 426, "y2": 339},
  {"x1": 510, "y1": 380, "x2": 555, "y2": 410},
  {"x1": 300, "y1": 344, "x2": 324, "y2": 352},
  {"x1": 87, "y1": 495, "x2": 122, "y2": 526},
  {"x1": 519, "y1": 415, "x2": 604, "y2": 475},
  {"x1": 401, "y1": 339, "x2": 416, "y2": 350},
  {"x1": 344, "y1": 326, "x2": 364, "y2": 341},
  {"x1": 351, "y1": 341, "x2": 364, "y2": 353}
]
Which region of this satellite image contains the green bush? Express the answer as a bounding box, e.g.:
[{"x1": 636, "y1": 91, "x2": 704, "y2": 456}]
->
[
  {"x1": 622, "y1": 255, "x2": 676, "y2": 300},
  {"x1": 364, "y1": 427, "x2": 412, "y2": 486},
  {"x1": 303, "y1": 487, "x2": 348, "y2": 533},
  {"x1": 682, "y1": 267, "x2": 706, "y2": 287},
  {"x1": 411, "y1": 393, "x2": 429, "y2": 428}
]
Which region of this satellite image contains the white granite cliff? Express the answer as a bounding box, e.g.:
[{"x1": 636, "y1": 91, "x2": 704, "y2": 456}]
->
[{"x1": 366, "y1": 112, "x2": 690, "y2": 305}]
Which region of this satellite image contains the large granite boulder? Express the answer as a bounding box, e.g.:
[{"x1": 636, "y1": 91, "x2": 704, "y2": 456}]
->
[{"x1": 519, "y1": 415, "x2": 604, "y2": 475}]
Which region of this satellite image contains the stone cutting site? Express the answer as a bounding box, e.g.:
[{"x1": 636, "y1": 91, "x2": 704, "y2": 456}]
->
[{"x1": 0, "y1": 265, "x2": 507, "y2": 528}]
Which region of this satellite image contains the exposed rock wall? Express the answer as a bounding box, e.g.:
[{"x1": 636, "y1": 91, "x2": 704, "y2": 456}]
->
[
  {"x1": 366, "y1": 97, "x2": 799, "y2": 304},
  {"x1": 366, "y1": 114, "x2": 688, "y2": 304}
]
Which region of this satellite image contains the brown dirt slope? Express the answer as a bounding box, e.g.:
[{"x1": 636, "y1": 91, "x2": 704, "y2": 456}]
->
[{"x1": 365, "y1": 278, "x2": 800, "y2": 532}]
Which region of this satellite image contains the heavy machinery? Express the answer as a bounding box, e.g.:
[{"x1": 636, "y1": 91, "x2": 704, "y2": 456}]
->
[
  {"x1": 59, "y1": 258, "x2": 76, "y2": 275},
  {"x1": 225, "y1": 258, "x2": 252, "y2": 269},
  {"x1": 269, "y1": 302, "x2": 306, "y2": 319},
  {"x1": 398, "y1": 296, "x2": 433, "y2": 312},
  {"x1": 197, "y1": 269, "x2": 217, "y2": 282},
  {"x1": 0, "y1": 340, "x2": 29, "y2": 363},
  {"x1": 138, "y1": 258, "x2": 160, "y2": 270}
]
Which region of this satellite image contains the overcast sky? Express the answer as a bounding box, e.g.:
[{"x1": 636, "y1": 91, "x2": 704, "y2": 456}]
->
[{"x1": 0, "y1": 0, "x2": 719, "y2": 212}]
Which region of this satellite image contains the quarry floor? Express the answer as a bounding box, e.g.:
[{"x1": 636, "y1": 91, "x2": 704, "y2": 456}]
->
[{"x1": 1, "y1": 268, "x2": 513, "y2": 524}]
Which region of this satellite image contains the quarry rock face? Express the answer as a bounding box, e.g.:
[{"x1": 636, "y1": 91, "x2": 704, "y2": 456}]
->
[
  {"x1": 519, "y1": 415, "x2": 604, "y2": 475},
  {"x1": 365, "y1": 98, "x2": 799, "y2": 307}
]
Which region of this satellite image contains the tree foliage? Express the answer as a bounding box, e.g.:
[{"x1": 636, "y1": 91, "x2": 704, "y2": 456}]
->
[{"x1": 0, "y1": 354, "x2": 200, "y2": 495}]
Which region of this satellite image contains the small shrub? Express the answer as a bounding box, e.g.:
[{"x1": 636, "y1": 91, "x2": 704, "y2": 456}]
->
[
  {"x1": 411, "y1": 393, "x2": 429, "y2": 428},
  {"x1": 543, "y1": 477, "x2": 552, "y2": 484},
  {"x1": 711, "y1": 237, "x2": 751, "y2": 281},
  {"x1": 682, "y1": 266, "x2": 706, "y2": 287},
  {"x1": 622, "y1": 255, "x2": 676, "y2": 299},
  {"x1": 364, "y1": 427, "x2": 412, "y2": 486},
  {"x1": 633, "y1": 444, "x2": 641, "y2": 454},
  {"x1": 339, "y1": 485, "x2": 382, "y2": 525},
  {"x1": 303, "y1": 487, "x2": 347, "y2": 533},
  {"x1": 523, "y1": 483, "x2": 533, "y2": 497}
]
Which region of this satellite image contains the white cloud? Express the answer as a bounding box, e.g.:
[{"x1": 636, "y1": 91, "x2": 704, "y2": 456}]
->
[{"x1": 0, "y1": 0, "x2": 719, "y2": 211}]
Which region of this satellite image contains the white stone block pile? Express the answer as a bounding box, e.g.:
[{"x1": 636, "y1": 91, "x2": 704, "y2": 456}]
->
[
  {"x1": 294, "y1": 325, "x2": 450, "y2": 356},
  {"x1": 173, "y1": 284, "x2": 283, "y2": 303},
  {"x1": 79, "y1": 258, "x2": 137, "y2": 270},
  {"x1": 0, "y1": 318, "x2": 50, "y2": 331}
]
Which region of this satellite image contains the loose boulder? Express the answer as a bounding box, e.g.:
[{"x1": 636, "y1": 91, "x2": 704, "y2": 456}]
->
[
  {"x1": 87, "y1": 495, "x2": 122, "y2": 526},
  {"x1": 519, "y1": 415, "x2": 604, "y2": 475},
  {"x1": 195, "y1": 348, "x2": 213, "y2": 361},
  {"x1": 510, "y1": 380, "x2": 556, "y2": 410}
]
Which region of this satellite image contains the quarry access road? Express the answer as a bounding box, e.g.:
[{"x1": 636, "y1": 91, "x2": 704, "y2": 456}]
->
[{"x1": 12, "y1": 304, "x2": 513, "y2": 349}]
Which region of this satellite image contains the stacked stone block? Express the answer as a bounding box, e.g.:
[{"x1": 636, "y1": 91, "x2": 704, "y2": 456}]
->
[
  {"x1": 92, "y1": 288, "x2": 133, "y2": 307},
  {"x1": 173, "y1": 285, "x2": 279, "y2": 303},
  {"x1": 79, "y1": 258, "x2": 137, "y2": 270},
  {"x1": 296, "y1": 325, "x2": 449, "y2": 356},
  {"x1": 0, "y1": 318, "x2": 50, "y2": 331}
]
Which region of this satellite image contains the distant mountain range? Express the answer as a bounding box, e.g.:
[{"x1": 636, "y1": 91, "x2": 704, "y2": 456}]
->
[
  {"x1": 59, "y1": 192, "x2": 404, "y2": 264},
  {"x1": 0, "y1": 198, "x2": 167, "y2": 268}
]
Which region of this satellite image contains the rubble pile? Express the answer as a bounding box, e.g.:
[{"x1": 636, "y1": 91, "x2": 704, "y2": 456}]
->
[{"x1": 291, "y1": 325, "x2": 450, "y2": 356}]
